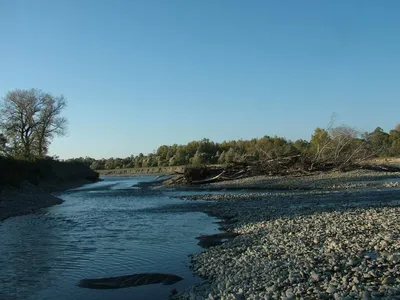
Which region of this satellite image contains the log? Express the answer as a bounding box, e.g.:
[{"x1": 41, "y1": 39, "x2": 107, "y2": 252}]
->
[{"x1": 191, "y1": 170, "x2": 226, "y2": 184}]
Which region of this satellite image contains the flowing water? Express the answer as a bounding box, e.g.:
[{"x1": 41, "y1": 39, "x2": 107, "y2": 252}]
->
[{"x1": 0, "y1": 177, "x2": 220, "y2": 300}]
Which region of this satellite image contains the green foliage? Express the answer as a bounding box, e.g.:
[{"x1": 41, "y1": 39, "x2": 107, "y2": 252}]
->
[
  {"x1": 389, "y1": 129, "x2": 400, "y2": 156},
  {"x1": 368, "y1": 127, "x2": 390, "y2": 156},
  {"x1": 79, "y1": 123, "x2": 400, "y2": 170}
]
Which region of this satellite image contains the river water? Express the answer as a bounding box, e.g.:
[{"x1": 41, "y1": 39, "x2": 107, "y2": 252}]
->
[{"x1": 0, "y1": 176, "x2": 220, "y2": 300}]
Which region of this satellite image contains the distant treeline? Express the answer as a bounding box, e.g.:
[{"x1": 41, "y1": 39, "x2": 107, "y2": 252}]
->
[{"x1": 68, "y1": 125, "x2": 400, "y2": 171}]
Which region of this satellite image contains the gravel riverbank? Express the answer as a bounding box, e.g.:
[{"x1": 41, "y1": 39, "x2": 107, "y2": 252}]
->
[
  {"x1": 168, "y1": 171, "x2": 400, "y2": 300},
  {"x1": 176, "y1": 170, "x2": 400, "y2": 191}
]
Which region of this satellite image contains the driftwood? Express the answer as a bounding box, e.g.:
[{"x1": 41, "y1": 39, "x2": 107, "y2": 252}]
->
[
  {"x1": 191, "y1": 170, "x2": 226, "y2": 184},
  {"x1": 164, "y1": 154, "x2": 400, "y2": 186}
]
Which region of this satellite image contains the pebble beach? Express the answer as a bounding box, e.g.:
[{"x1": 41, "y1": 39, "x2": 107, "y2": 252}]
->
[{"x1": 169, "y1": 170, "x2": 400, "y2": 300}]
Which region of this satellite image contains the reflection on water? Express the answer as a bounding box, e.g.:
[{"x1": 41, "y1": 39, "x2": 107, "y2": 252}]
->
[{"x1": 0, "y1": 177, "x2": 219, "y2": 300}]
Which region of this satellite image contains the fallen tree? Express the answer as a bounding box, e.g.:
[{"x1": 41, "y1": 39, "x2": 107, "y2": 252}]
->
[{"x1": 166, "y1": 156, "x2": 400, "y2": 186}]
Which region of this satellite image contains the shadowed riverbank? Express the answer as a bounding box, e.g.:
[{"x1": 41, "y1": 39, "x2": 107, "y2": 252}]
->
[{"x1": 0, "y1": 158, "x2": 99, "y2": 222}]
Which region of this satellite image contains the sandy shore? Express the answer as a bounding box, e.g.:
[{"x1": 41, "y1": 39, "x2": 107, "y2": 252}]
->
[
  {"x1": 166, "y1": 171, "x2": 400, "y2": 299},
  {"x1": 0, "y1": 179, "x2": 94, "y2": 222}
]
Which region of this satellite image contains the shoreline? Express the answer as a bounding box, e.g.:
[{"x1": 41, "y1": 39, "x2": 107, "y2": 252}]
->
[
  {"x1": 166, "y1": 171, "x2": 400, "y2": 299},
  {"x1": 0, "y1": 179, "x2": 96, "y2": 222}
]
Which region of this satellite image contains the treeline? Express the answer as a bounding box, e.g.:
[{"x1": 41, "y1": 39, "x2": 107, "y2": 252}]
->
[{"x1": 69, "y1": 124, "x2": 400, "y2": 171}]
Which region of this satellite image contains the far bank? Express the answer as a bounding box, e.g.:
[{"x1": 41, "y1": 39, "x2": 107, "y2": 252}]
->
[{"x1": 97, "y1": 166, "x2": 185, "y2": 177}]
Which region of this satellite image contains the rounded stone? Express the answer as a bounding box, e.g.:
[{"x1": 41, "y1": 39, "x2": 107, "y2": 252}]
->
[
  {"x1": 327, "y1": 286, "x2": 336, "y2": 294},
  {"x1": 382, "y1": 276, "x2": 395, "y2": 285},
  {"x1": 362, "y1": 291, "x2": 371, "y2": 300}
]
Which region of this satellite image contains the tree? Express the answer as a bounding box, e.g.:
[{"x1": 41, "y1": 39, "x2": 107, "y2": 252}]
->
[
  {"x1": 0, "y1": 89, "x2": 67, "y2": 159},
  {"x1": 90, "y1": 160, "x2": 104, "y2": 170},
  {"x1": 225, "y1": 148, "x2": 236, "y2": 163},
  {"x1": 293, "y1": 139, "x2": 309, "y2": 153},
  {"x1": 368, "y1": 127, "x2": 390, "y2": 156},
  {"x1": 389, "y1": 129, "x2": 400, "y2": 156},
  {"x1": 191, "y1": 150, "x2": 205, "y2": 165},
  {"x1": 104, "y1": 158, "x2": 115, "y2": 169},
  {"x1": 329, "y1": 126, "x2": 371, "y2": 166},
  {"x1": 217, "y1": 151, "x2": 226, "y2": 164},
  {"x1": 0, "y1": 133, "x2": 10, "y2": 156},
  {"x1": 35, "y1": 93, "x2": 67, "y2": 157},
  {"x1": 309, "y1": 128, "x2": 332, "y2": 164},
  {"x1": 174, "y1": 147, "x2": 188, "y2": 165}
]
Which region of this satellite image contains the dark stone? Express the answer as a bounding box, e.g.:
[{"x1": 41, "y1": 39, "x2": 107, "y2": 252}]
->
[
  {"x1": 78, "y1": 273, "x2": 183, "y2": 289},
  {"x1": 196, "y1": 232, "x2": 239, "y2": 248},
  {"x1": 170, "y1": 288, "x2": 178, "y2": 296}
]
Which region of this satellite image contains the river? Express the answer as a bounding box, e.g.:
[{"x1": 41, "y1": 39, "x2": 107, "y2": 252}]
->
[{"x1": 0, "y1": 176, "x2": 219, "y2": 300}]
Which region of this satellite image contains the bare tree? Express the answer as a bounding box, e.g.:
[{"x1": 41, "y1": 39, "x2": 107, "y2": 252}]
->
[
  {"x1": 0, "y1": 89, "x2": 67, "y2": 159},
  {"x1": 309, "y1": 114, "x2": 376, "y2": 170}
]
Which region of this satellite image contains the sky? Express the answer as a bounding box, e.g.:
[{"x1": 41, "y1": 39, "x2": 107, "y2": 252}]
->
[{"x1": 1, "y1": 1, "x2": 400, "y2": 159}]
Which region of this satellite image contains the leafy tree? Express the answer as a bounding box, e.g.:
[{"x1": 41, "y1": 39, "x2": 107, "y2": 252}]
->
[
  {"x1": 225, "y1": 148, "x2": 236, "y2": 163},
  {"x1": 0, "y1": 89, "x2": 67, "y2": 159},
  {"x1": 389, "y1": 129, "x2": 400, "y2": 156},
  {"x1": 143, "y1": 154, "x2": 157, "y2": 167},
  {"x1": 309, "y1": 128, "x2": 332, "y2": 163},
  {"x1": 134, "y1": 155, "x2": 143, "y2": 168},
  {"x1": 174, "y1": 147, "x2": 188, "y2": 165},
  {"x1": 368, "y1": 127, "x2": 390, "y2": 156},
  {"x1": 90, "y1": 160, "x2": 104, "y2": 170},
  {"x1": 293, "y1": 139, "x2": 309, "y2": 153},
  {"x1": 217, "y1": 151, "x2": 226, "y2": 164},
  {"x1": 191, "y1": 150, "x2": 206, "y2": 165},
  {"x1": 156, "y1": 145, "x2": 169, "y2": 161},
  {"x1": 104, "y1": 158, "x2": 116, "y2": 170}
]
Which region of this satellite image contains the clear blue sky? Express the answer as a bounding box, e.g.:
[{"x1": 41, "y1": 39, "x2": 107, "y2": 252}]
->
[{"x1": 1, "y1": 1, "x2": 399, "y2": 159}]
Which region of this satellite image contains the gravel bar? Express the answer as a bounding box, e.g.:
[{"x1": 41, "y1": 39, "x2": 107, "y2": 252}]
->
[{"x1": 170, "y1": 174, "x2": 400, "y2": 300}]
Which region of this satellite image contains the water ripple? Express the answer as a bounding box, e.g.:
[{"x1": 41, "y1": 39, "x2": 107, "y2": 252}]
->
[{"x1": 0, "y1": 176, "x2": 220, "y2": 300}]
